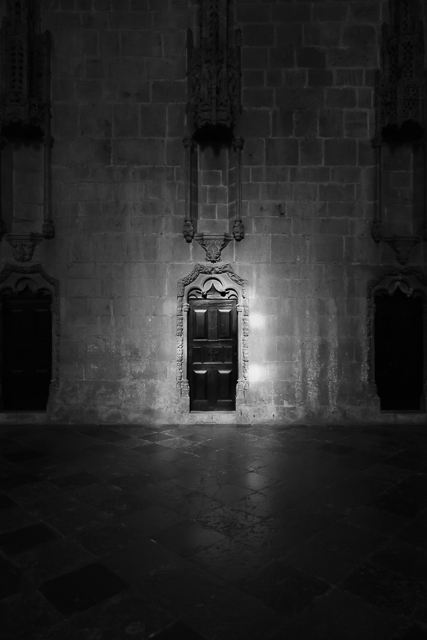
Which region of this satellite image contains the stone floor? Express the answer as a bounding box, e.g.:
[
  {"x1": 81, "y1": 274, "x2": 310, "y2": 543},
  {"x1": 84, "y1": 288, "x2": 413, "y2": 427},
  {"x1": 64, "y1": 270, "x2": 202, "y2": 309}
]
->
[{"x1": 1, "y1": 422, "x2": 427, "y2": 640}]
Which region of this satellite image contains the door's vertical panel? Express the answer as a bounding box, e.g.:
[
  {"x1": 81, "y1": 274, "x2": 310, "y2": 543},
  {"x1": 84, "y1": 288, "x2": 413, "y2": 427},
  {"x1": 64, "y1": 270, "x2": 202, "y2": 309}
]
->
[
  {"x1": 218, "y1": 308, "x2": 232, "y2": 338},
  {"x1": 194, "y1": 309, "x2": 207, "y2": 339}
]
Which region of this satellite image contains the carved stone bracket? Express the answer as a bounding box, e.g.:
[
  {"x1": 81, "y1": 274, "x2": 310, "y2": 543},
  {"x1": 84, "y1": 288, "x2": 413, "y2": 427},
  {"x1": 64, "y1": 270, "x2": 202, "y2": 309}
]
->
[
  {"x1": 382, "y1": 236, "x2": 422, "y2": 265},
  {"x1": 5, "y1": 234, "x2": 44, "y2": 262},
  {"x1": 194, "y1": 233, "x2": 233, "y2": 262}
]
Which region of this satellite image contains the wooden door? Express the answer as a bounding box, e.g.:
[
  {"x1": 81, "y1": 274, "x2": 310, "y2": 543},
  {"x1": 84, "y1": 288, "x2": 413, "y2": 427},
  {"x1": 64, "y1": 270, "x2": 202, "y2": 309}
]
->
[
  {"x1": 375, "y1": 288, "x2": 424, "y2": 410},
  {"x1": 1, "y1": 292, "x2": 52, "y2": 410},
  {"x1": 188, "y1": 299, "x2": 237, "y2": 411}
]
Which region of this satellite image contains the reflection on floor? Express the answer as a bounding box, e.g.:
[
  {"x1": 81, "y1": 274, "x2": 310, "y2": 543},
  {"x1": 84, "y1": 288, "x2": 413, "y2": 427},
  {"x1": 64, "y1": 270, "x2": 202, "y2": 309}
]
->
[{"x1": 0, "y1": 422, "x2": 427, "y2": 639}]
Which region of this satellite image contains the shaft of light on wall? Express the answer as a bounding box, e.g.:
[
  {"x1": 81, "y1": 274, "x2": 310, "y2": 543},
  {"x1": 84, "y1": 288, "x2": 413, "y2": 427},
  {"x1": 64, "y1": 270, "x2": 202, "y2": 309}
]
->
[
  {"x1": 249, "y1": 314, "x2": 266, "y2": 329},
  {"x1": 248, "y1": 364, "x2": 267, "y2": 383}
]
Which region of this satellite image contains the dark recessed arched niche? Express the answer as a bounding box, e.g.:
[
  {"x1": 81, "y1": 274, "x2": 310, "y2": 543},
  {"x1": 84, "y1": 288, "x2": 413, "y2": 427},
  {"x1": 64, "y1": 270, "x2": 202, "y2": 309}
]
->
[{"x1": 368, "y1": 270, "x2": 427, "y2": 413}]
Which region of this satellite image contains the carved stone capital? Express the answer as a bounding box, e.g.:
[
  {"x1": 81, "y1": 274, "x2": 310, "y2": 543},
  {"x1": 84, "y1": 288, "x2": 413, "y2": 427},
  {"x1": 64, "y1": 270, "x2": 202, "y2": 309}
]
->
[
  {"x1": 382, "y1": 236, "x2": 422, "y2": 265},
  {"x1": 194, "y1": 233, "x2": 233, "y2": 263},
  {"x1": 5, "y1": 234, "x2": 44, "y2": 263}
]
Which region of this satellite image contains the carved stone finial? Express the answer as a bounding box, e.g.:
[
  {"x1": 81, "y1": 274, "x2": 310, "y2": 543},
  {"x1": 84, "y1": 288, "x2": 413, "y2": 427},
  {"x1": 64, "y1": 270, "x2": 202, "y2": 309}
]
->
[
  {"x1": 6, "y1": 234, "x2": 43, "y2": 262},
  {"x1": 232, "y1": 219, "x2": 245, "y2": 241},
  {"x1": 383, "y1": 236, "x2": 422, "y2": 264},
  {"x1": 194, "y1": 233, "x2": 233, "y2": 263},
  {"x1": 183, "y1": 218, "x2": 195, "y2": 243}
]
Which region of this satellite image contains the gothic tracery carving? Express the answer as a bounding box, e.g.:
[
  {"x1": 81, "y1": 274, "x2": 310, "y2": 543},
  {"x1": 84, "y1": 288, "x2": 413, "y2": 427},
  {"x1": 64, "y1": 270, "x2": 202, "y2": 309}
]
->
[
  {"x1": 372, "y1": 0, "x2": 427, "y2": 261},
  {"x1": 186, "y1": 0, "x2": 242, "y2": 132},
  {"x1": 183, "y1": 1, "x2": 244, "y2": 252},
  {"x1": 0, "y1": 0, "x2": 51, "y2": 132}
]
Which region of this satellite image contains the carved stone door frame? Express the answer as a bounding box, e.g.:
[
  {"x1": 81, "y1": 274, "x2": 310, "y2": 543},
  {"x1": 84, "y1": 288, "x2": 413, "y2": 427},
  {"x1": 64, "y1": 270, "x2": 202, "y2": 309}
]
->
[
  {"x1": 0, "y1": 264, "x2": 59, "y2": 412},
  {"x1": 367, "y1": 268, "x2": 427, "y2": 411},
  {"x1": 177, "y1": 264, "x2": 248, "y2": 411}
]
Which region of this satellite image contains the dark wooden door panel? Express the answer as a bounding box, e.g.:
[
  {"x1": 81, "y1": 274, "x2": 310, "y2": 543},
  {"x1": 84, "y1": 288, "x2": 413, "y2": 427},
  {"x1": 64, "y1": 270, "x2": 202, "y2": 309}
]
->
[{"x1": 189, "y1": 299, "x2": 237, "y2": 411}]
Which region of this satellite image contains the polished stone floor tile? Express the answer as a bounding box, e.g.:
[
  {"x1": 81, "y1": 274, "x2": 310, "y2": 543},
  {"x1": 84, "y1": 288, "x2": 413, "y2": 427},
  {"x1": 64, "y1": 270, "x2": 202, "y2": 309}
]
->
[
  {"x1": 0, "y1": 522, "x2": 59, "y2": 555},
  {"x1": 343, "y1": 560, "x2": 427, "y2": 616},
  {"x1": 0, "y1": 492, "x2": 18, "y2": 509},
  {"x1": 0, "y1": 556, "x2": 21, "y2": 600},
  {"x1": 0, "y1": 422, "x2": 426, "y2": 639},
  {"x1": 153, "y1": 520, "x2": 226, "y2": 558},
  {"x1": 39, "y1": 562, "x2": 128, "y2": 615},
  {"x1": 269, "y1": 588, "x2": 404, "y2": 640},
  {"x1": 152, "y1": 620, "x2": 206, "y2": 639}
]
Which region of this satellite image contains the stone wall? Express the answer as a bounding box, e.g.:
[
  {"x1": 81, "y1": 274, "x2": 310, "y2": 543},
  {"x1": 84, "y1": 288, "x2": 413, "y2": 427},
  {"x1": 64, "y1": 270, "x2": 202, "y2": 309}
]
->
[{"x1": 1, "y1": 0, "x2": 425, "y2": 424}]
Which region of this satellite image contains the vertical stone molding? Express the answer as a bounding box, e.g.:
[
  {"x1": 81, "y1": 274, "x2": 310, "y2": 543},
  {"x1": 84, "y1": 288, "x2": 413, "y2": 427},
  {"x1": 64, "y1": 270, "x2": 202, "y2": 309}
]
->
[
  {"x1": 183, "y1": 0, "x2": 244, "y2": 251},
  {"x1": 0, "y1": 0, "x2": 54, "y2": 257},
  {"x1": 176, "y1": 263, "x2": 249, "y2": 409},
  {"x1": 372, "y1": 0, "x2": 427, "y2": 263}
]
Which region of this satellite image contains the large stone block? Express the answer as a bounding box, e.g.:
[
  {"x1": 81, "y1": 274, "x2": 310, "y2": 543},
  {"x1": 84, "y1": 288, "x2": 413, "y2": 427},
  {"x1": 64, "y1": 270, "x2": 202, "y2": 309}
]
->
[
  {"x1": 303, "y1": 23, "x2": 341, "y2": 47},
  {"x1": 242, "y1": 24, "x2": 275, "y2": 47},
  {"x1": 113, "y1": 104, "x2": 140, "y2": 138},
  {"x1": 269, "y1": 46, "x2": 295, "y2": 69},
  {"x1": 271, "y1": 235, "x2": 308, "y2": 264},
  {"x1": 309, "y1": 235, "x2": 344, "y2": 263},
  {"x1": 324, "y1": 139, "x2": 357, "y2": 166},
  {"x1": 112, "y1": 138, "x2": 165, "y2": 165},
  {"x1": 266, "y1": 139, "x2": 299, "y2": 166},
  {"x1": 80, "y1": 104, "x2": 112, "y2": 137},
  {"x1": 299, "y1": 139, "x2": 323, "y2": 166},
  {"x1": 319, "y1": 183, "x2": 356, "y2": 202},
  {"x1": 242, "y1": 88, "x2": 274, "y2": 108}
]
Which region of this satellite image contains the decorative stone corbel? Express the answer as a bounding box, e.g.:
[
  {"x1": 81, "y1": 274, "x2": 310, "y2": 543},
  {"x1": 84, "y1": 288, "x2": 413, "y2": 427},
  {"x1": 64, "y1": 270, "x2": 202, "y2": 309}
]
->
[
  {"x1": 194, "y1": 233, "x2": 233, "y2": 263},
  {"x1": 5, "y1": 234, "x2": 44, "y2": 263},
  {"x1": 382, "y1": 236, "x2": 423, "y2": 265}
]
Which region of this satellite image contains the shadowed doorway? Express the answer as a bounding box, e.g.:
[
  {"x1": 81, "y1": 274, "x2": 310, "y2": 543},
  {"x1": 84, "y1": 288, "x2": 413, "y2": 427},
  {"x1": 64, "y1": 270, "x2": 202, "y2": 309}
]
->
[
  {"x1": 1, "y1": 285, "x2": 52, "y2": 410},
  {"x1": 374, "y1": 287, "x2": 424, "y2": 411}
]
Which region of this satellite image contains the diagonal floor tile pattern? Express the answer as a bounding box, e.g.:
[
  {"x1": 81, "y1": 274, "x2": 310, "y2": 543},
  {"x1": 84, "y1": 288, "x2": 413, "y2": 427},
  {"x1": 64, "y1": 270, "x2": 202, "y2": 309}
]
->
[{"x1": 0, "y1": 422, "x2": 426, "y2": 639}]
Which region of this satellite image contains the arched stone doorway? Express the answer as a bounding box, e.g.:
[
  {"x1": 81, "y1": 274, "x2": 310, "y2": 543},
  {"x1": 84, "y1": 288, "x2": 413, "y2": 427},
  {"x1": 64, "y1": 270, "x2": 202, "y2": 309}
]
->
[
  {"x1": 0, "y1": 264, "x2": 59, "y2": 412},
  {"x1": 368, "y1": 269, "x2": 427, "y2": 412},
  {"x1": 177, "y1": 264, "x2": 248, "y2": 412}
]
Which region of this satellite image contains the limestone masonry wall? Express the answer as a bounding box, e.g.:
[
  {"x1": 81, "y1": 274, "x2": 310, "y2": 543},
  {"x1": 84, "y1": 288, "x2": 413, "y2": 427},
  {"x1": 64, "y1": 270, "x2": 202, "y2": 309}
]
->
[{"x1": 1, "y1": 0, "x2": 425, "y2": 424}]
